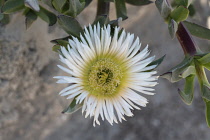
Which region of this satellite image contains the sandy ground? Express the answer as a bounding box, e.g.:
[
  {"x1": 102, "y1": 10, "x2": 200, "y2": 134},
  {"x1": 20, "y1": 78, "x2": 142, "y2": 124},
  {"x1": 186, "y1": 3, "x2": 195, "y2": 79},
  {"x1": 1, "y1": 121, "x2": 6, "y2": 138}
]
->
[{"x1": 0, "y1": 0, "x2": 210, "y2": 140}]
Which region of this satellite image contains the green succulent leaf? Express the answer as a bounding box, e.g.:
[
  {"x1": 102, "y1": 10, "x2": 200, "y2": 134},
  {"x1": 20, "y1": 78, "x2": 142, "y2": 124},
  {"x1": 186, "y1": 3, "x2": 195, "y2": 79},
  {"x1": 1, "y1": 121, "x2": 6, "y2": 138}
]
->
[
  {"x1": 161, "y1": 57, "x2": 193, "y2": 82},
  {"x1": 115, "y1": 0, "x2": 127, "y2": 20},
  {"x1": 178, "y1": 74, "x2": 195, "y2": 105},
  {"x1": 24, "y1": 0, "x2": 40, "y2": 12},
  {"x1": 204, "y1": 99, "x2": 210, "y2": 127},
  {"x1": 2, "y1": 0, "x2": 25, "y2": 14},
  {"x1": 188, "y1": 4, "x2": 195, "y2": 17},
  {"x1": 198, "y1": 53, "x2": 210, "y2": 65},
  {"x1": 93, "y1": 15, "x2": 109, "y2": 25},
  {"x1": 183, "y1": 21, "x2": 210, "y2": 40},
  {"x1": 195, "y1": 61, "x2": 210, "y2": 101},
  {"x1": 201, "y1": 84, "x2": 210, "y2": 101},
  {"x1": 52, "y1": 0, "x2": 67, "y2": 13},
  {"x1": 62, "y1": 97, "x2": 83, "y2": 114},
  {"x1": 35, "y1": 6, "x2": 57, "y2": 26},
  {"x1": 172, "y1": 0, "x2": 192, "y2": 7},
  {"x1": 67, "y1": 0, "x2": 85, "y2": 17},
  {"x1": 180, "y1": 65, "x2": 196, "y2": 78},
  {"x1": 170, "y1": 6, "x2": 189, "y2": 22},
  {"x1": 125, "y1": 0, "x2": 152, "y2": 6},
  {"x1": 155, "y1": 0, "x2": 172, "y2": 19},
  {"x1": 147, "y1": 55, "x2": 165, "y2": 70},
  {"x1": 57, "y1": 15, "x2": 83, "y2": 37},
  {"x1": 203, "y1": 63, "x2": 210, "y2": 71},
  {"x1": 51, "y1": 36, "x2": 71, "y2": 46},
  {"x1": 52, "y1": 44, "x2": 62, "y2": 52},
  {"x1": 25, "y1": 9, "x2": 37, "y2": 29},
  {"x1": 168, "y1": 19, "x2": 178, "y2": 39}
]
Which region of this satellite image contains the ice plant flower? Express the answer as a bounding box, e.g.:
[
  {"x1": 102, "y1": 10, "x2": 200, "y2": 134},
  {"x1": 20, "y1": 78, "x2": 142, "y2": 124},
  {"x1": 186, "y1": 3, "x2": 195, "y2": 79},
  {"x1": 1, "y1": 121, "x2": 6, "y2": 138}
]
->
[{"x1": 54, "y1": 24, "x2": 158, "y2": 126}]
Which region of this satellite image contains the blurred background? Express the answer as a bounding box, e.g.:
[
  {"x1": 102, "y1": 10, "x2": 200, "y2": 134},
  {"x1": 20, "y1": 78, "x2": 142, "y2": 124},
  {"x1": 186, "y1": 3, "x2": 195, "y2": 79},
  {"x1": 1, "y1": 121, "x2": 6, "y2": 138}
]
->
[{"x1": 0, "y1": 0, "x2": 210, "y2": 140}]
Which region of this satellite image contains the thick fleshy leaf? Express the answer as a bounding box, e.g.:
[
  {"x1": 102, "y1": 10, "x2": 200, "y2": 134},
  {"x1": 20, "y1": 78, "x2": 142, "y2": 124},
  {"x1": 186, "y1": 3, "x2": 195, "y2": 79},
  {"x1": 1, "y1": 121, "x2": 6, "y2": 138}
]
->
[
  {"x1": 180, "y1": 65, "x2": 196, "y2": 78},
  {"x1": 57, "y1": 15, "x2": 83, "y2": 37},
  {"x1": 204, "y1": 99, "x2": 210, "y2": 127},
  {"x1": 198, "y1": 53, "x2": 210, "y2": 65},
  {"x1": 68, "y1": 0, "x2": 85, "y2": 17},
  {"x1": 115, "y1": 0, "x2": 127, "y2": 20},
  {"x1": 195, "y1": 60, "x2": 210, "y2": 100},
  {"x1": 147, "y1": 55, "x2": 165, "y2": 70},
  {"x1": 168, "y1": 19, "x2": 178, "y2": 38},
  {"x1": 2, "y1": 0, "x2": 25, "y2": 14},
  {"x1": 183, "y1": 21, "x2": 210, "y2": 40},
  {"x1": 155, "y1": 0, "x2": 171, "y2": 19},
  {"x1": 178, "y1": 74, "x2": 195, "y2": 105},
  {"x1": 170, "y1": 6, "x2": 189, "y2": 22},
  {"x1": 188, "y1": 4, "x2": 195, "y2": 17},
  {"x1": 201, "y1": 84, "x2": 210, "y2": 101},
  {"x1": 172, "y1": 0, "x2": 192, "y2": 7},
  {"x1": 93, "y1": 15, "x2": 109, "y2": 25},
  {"x1": 125, "y1": 0, "x2": 152, "y2": 6},
  {"x1": 24, "y1": 0, "x2": 40, "y2": 12},
  {"x1": 161, "y1": 57, "x2": 193, "y2": 82},
  {"x1": 62, "y1": 97, "x2": 83, "y2": 114},
  {"x1": 35, "y1": 6, "x2": 57, "y2": 26},
  {"x1": 52, "y1": 44, "x2": 62, "y2": 52},
  {"x1": 25, "y1": 10, "x2": 37, "y2": 29},
  {"x1": 51, "y1": 36, "x2": 70, "y2": 53},
  {"x1": 52, "y1": 0, "x2": 67, "y2": 13},
  {"x1": 203, "y1": 63, "x2": 210, "y2": 71},
  {"x1": 51, "y1": 36, "x2": 71, "y2": 46}
]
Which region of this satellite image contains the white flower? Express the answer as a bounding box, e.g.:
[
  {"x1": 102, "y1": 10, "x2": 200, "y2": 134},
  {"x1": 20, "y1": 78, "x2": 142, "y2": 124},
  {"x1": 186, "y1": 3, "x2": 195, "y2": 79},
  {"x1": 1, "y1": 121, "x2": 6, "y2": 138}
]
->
[{"x1": 54, "y1": 23, "x2": 158, "y2": 126}]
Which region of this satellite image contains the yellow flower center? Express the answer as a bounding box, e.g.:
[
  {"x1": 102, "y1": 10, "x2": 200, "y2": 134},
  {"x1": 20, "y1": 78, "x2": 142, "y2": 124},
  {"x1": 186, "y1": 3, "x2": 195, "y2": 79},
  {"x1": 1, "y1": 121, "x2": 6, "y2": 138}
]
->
[{"x1": 82, "y1": 55, "x2": 128, "y2": 98}]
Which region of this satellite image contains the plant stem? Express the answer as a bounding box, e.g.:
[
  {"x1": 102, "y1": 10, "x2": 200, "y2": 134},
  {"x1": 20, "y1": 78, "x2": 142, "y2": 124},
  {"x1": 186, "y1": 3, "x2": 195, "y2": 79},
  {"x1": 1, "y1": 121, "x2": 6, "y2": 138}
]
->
[
  {"x1": 176, "y1": 22, "x2": 198, "y2": 56},
  {"x1": 96, "y1": 0, "x2": 110, "y2": 18},
  {"x1": 194, "y1": 60, "x2": 209, "y2": 85}
]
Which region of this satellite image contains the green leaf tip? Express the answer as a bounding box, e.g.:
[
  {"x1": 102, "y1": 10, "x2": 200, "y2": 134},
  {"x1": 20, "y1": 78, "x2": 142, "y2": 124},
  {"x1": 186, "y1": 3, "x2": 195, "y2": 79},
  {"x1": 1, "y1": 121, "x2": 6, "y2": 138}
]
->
[
  {"x1": 178, "y1": 74, "x2": 195, "y2": 105},
  {"x1": 62, "y1": 98, "x2": 83, "y2": 114},
  {"x1": 161, "y1": 57, "x2": 193, "y2": 83},
  {"x1": 25, "y1": 10, "x2": 37, "y2": 29},
  {"x1": 155, "y1": 0, "x2": 172, "y2": 19},
  {"x1": 52, "y1": 0, "x2": 67, "y2": 13},
  {"x1": 168, "y1": 19, "x2": 178, "y2": 39},
  {"x1": 148, "y1": 55, "x2": 166, "y2": 69},
  {"x1": 201, "y1": 84, "x2": 210, "y2": 101},
  {"x1": 198, "y1": 53, "x2": 210, "y2": 65}
]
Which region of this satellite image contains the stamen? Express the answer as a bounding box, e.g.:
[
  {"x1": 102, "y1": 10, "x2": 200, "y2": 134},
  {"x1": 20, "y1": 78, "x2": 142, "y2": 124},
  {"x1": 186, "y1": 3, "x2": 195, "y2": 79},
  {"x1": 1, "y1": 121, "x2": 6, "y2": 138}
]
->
[{"x1": 83, "y1": 58, "x2": 125, "y2": 97}]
